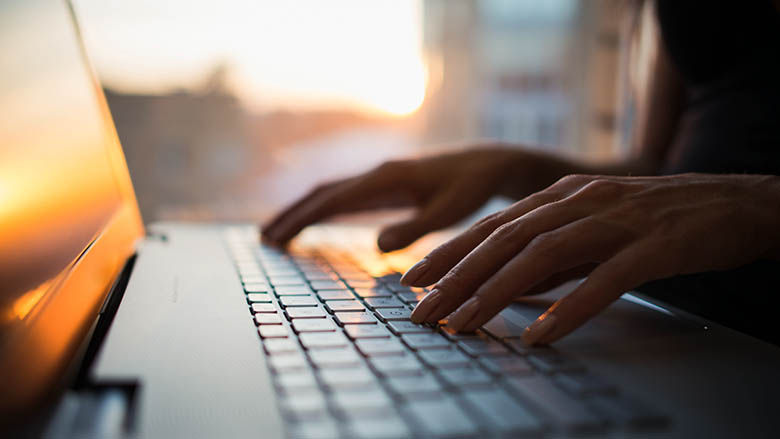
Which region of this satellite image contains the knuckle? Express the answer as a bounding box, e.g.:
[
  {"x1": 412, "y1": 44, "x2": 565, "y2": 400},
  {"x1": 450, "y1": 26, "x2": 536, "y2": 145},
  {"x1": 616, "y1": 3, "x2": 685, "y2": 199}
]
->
[
  {"x1": 471, "y1": 212, "x2": 504, "y2": 235},
  {"x1": 489, "y1": 220, "x2": 521, "y2": 242},
  {"x1": 556, "y1": 173, "x2": 589, "y2": 187},
  {"x1": 436, "y1": 266, "x2": 468, "y2": 293},
  {"x1": 312, "y1": 180, "x2": 337, "y2": 194},
  {"x1": 375, "y1": 159, "x2": 408, "y2": 175},
  {"x1": 578, "y1": 178, "x2": 624, "y2": 198}
]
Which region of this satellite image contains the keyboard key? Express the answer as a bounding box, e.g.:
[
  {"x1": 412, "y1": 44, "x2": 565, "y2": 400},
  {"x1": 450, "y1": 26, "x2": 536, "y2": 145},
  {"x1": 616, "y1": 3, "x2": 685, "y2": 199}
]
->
[
  {"x1": 334, "y1": 312, "x2": 377, "y2": 325},
  {"x1": 317, "y1": 290, "x2": 355, "y2": 300},
  {"x1": 347, "y1": 416, "x2": 410, "y2": 439},
  {"x1": 505, "y1": 375, "x2": 605, "y2": 433},
  {"x1": 527, "y1": 353, "x2": 585, "y2": 374},
  {"x1": 396, "y1": 291, "x2": 426, "y2": 304},
  {"x1": 503, "y1": 338, "x2": 533, "y2": 355},
  {"x1": 339, "y1": 272, "x2": 374, "y2": 282},
  {"x1": 460, "y1": 387, "x2": 544, "y2": 436},
  {"x1": 241, "y1": 276, "x2": 267, "y2": 285},
  {"x1": 325, "y1": 300, "x2": 365, "y2": 312},
  {"x1": 417, "y1": 348, "x2": 471, "y2": 369},
  {"x1": 343, "y1": 278, "x2": 382, "y2": 289},
  {"x1": 310, "y1": 280, "x2": 347, "y2": 291},
  {"x1": 386, "y1": 321, "x2": 429, "y2": 335},
  {"x1": 319, "y1": 367, "x2": 376, "y2": 389},
  {"x1": 264, "y1": 338, "x2": 299, "y2": 354},
  {"x1": 308, "y1": 348, "x2": 362, "y2": 368},
  {"x1": 276, "y1": 288, "x2": 315, "y2": 297},
  {"x1": 244, "y1": 282, "x2": 271, "y2": 293},
  {"x1": 332, "y1": 388, "x2": 394, "y2": 413},
  {"x1": 386, "y1": 373, "x2": 443, "y2": 398},
  {"x1": 266, "y1": 269, "x2": 301, "y2": 278},
  {"x1": 275, "y1": 285, "x2": 314, "y2": 295},
  {"x1": 355, "y1": 339, "x2": 406, "y2": 356},
  {"x1": 369, "y1": 354, "x2": 424, "y2": 376},
  {"x1": 344, "y1": 324, "x2": 392, "y2": 339},
  {"x1": 255, "y1": 313, "x2": 283, "y2": 325},
  {"x1": 269, "y1": 277, "x2": 307, "y2": 287},
  {"x1": 303, "y1": 272, "x2": 339, "y2": 282},
  {"x1": 280, "y1": 296, "x2": 319, "y2": 307},
  {"x1": 479, "y1": 356, "x2": 534, "y2": 375},
  {"x1": 401, "y1": 333, "x2": 450, "y2": 350},
  {"x1": 457, "y1": 338, "x2": 510, "y2": 356},
  {"x1": 403, "y1": 399, "x2": 479, "y2": 437},
  {"x1": 440, "y1": 327, "x2": 483, "y2": 342},
  {"x1": 288, "y1": 419, "x2": 340, "y2": 439},
  {"x1": 375, "y1": 308, "x2": 412, "y2": 322},
  {"x1": 482, "y1": 314, "x2": 528, "y2": 339},
  {"x1": 280, "y1": 393, "x2": 329, "y2": 420},
  {"x1": 352, "y1": 287, "x2": 393, "y2": 298},
  {"x1": 251, "y1": 303, "x2": 277, "y2": 313},
  {"x1": 247, "y1": 293, "x2": 272, "y2": 303},
  {"x1": 364, "y1": 297, "x2": 405, "y2": 310},
  {"x1": 437, "y1": 366, "x2": 493, "y2": 388},
  {"x1": 287, "y1": 307, "x2": 328, "y2": 319},
  {"x1": 384, "y1": 283, "x2": 412, "y2": 293},
  {"x1": 293, "y1": 318, "x2": 337, "y2": 332},
  {"x1": 267, "y1": 353, "x2": 308, "y2": 372},
  {"x1": 299, "y1": 332, "x2": 350, "y2": 349},
  {"x1": 259, "y1": 325, "x2": 291, "y2": 338},
  {"x1": 275, "y1": 372, "x2": 318, "y2": 391}
]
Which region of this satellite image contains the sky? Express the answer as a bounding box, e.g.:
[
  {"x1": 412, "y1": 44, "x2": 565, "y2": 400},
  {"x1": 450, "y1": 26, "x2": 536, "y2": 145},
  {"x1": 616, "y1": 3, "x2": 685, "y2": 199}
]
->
[{"x1": 73, "y1": 0, "x2": 426, "y2": 116}]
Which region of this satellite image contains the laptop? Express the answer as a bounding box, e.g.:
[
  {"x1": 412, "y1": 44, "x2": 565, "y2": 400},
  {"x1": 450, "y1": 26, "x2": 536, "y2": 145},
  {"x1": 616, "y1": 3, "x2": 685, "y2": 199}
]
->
[{"x1": 3, "y1": 1, "x2": 780, "y2": 438}]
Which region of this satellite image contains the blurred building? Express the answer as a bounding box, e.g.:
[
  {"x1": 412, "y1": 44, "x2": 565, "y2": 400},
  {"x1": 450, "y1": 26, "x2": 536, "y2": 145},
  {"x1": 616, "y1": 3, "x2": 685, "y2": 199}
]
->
[
  {"x1": 421, "y1": 0, "x2": 624, "y2": 157},
  {"x1": 105, "y1": 69, "x2": 256, "y2": 221}
]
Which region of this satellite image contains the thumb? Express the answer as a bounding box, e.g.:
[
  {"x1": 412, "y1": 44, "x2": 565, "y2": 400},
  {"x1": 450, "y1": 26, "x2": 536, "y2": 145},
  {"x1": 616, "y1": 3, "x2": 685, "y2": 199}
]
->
[
  {"x1": 377, "y1": 219, "x2": 428, "y2": 252},
  {"x1": 376, "y1": 181, "x2": 494, "y2": 252}
]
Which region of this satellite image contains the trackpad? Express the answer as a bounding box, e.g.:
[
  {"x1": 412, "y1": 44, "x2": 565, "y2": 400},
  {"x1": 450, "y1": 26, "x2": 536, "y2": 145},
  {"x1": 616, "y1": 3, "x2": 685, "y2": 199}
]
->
[{"x1": 489, "y1": 287, "x2": 702, "y2": 345}]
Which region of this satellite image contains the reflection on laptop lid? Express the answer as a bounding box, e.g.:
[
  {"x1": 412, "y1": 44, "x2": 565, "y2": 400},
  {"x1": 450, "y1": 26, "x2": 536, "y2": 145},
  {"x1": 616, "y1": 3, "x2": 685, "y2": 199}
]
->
[{"x1": 0, "y1": 0, "x2": 143, "y2": 418}]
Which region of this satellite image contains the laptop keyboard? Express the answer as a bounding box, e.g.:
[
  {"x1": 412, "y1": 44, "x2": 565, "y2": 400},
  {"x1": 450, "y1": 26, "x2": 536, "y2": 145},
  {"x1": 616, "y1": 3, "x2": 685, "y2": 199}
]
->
[{"x1": 225, "y1": 228, "x2": 667, "y2": 439}]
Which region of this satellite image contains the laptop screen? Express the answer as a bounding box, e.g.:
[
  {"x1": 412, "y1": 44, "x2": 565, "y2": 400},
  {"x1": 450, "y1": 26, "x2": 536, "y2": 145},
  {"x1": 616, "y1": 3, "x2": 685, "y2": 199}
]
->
[{"x1": 0, "y1": 1, "x2": 137, "y2": 334}]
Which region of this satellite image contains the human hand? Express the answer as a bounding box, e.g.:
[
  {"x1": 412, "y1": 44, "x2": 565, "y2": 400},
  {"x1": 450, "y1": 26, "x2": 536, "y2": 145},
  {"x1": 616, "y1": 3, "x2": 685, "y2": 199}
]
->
[
  {"x1": 404, "y1": 173, "x2": 780, "y2": 345},
  {"x1": 263, "y1": 146, "x2": 547, "y2": 252}
]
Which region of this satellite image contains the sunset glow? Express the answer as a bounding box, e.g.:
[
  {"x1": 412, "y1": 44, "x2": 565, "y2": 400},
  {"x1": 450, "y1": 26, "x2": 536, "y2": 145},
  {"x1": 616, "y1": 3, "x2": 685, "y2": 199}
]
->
[{"x1": 74, "y1": 0, "x2": 426, "y2": 116}]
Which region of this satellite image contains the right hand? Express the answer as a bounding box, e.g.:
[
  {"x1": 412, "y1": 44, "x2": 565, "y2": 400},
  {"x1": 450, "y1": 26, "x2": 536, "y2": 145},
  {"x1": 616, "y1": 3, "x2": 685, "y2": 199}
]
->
[{"x1": 262, "y1": 146, "x2": 552, "y2": 252}]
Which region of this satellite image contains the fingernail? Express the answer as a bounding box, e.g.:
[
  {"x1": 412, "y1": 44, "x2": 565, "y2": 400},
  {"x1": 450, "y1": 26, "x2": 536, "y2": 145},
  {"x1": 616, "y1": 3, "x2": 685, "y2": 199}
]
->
[
  {"x1": 401, "y1": 259, "x2": 429, "y2": 286},
  {"x1": 411, "y1": 289, "x2": 441, "y2": 323},
  {"x1": 522, "y1": 314, "x2": 557, "y2": 346},
  {"x1": 447, "y1": 297, "x2": 480, "y2": 332}
]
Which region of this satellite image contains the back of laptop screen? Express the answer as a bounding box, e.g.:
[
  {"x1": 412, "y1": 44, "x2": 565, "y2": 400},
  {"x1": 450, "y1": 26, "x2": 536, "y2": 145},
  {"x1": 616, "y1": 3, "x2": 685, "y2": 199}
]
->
[{"x1": 0, "y1": 0, "x2": 129, "y2": 335}]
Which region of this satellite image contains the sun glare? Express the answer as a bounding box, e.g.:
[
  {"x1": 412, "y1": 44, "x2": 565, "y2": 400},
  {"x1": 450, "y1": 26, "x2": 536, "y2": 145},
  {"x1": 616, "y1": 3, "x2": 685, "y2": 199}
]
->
[{"x1": 75, "y1": 0, "x2": 427, "y2": 117}]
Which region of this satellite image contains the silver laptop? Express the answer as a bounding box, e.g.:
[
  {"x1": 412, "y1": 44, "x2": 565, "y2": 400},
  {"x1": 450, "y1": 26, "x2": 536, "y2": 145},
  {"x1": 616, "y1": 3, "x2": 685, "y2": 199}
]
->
[{"x1": 3, "y1": 1, "x2": 780, "y2": 438}]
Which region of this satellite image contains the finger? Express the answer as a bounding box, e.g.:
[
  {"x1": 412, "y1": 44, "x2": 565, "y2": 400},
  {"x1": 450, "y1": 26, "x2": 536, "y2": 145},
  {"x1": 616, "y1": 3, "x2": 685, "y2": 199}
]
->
[
  {"x1": 448, "y1": 218, "x2": 630, "y2": 332},
  {"x1": 519, "y1": 263, "x2": 597, "y2": 297},
  {"x1": 401, "y1": 189, "x2": 564, "y2": 287},
  {"x1": 262, "y1": 179, "x2": 345, "y2": 243},
  {"x1": 377, "y1": 179, "x2": 495, "y2": 252},
  {"x1": 522, "y1": 241, "x2": 654, "y2": 346},
  {"x1": 266, "y1": 164, "x2": 415, "y2": 245},
  {"x1": 410, "y1": 198, "x2": 592, "y2": 325}
]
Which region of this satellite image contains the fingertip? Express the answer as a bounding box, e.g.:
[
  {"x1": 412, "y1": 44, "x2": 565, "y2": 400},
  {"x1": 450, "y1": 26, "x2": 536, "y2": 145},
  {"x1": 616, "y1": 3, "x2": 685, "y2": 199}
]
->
[
  {"x1": 400, "y1": 258, "x2": 430, "y2": 286},
  {"x1": 521, "y1": 313, "x2": 557, "y2": 346},
  {"x1": 377, "y1": 233, "x2": 401, "y2": 253}
]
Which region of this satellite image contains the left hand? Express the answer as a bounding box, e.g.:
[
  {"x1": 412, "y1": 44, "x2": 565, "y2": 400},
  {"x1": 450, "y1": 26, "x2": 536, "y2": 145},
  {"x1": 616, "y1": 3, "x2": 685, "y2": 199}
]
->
[{"x1": 403, "y1": 173, "x2": 780, "y2": 345}]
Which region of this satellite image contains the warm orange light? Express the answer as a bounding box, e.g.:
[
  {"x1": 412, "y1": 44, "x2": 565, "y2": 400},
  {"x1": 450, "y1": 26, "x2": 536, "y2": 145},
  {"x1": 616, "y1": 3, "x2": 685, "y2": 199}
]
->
[
  {"x1": 75, "y1": 0, "x2": 427, "y2": 117},
  {"x1": 6, "y1": 280, "x2": 52, "y2": 324}
]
